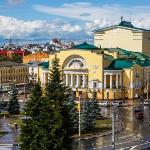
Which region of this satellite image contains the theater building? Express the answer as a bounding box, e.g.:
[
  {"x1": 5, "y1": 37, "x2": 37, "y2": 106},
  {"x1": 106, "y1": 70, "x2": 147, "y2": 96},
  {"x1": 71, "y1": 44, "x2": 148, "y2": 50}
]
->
[{"x1": 42, "y1": 42, "x2": 150, "y2": 100}]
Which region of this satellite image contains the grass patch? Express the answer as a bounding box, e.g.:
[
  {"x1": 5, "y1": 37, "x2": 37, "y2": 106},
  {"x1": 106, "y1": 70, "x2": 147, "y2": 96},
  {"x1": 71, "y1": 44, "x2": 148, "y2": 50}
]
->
[
  {"x1": 8, "y1": 117, "x2": 23, "y2": 126},
  {"x1": 72, "y1": 119, "x2": 112, "y2": 138},
  {"x1": 0, "y1": 130, "x2": 8, "y2": 137},
  {"x1": 96, "y1": 119, "x2": 112, "y2": 126}
]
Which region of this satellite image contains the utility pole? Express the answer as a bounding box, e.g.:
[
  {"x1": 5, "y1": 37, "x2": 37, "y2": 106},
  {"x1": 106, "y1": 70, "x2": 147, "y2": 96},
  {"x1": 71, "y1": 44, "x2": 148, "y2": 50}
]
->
[
  {"x1": 147, "y1": 73, "x2": 149, "y2": 100},
  {"x1": 112, "y1": 107, "x2": 115, "y2": 150},
  {"x1": 78, "y1": 92, "x2": 81, "y2": 150}
]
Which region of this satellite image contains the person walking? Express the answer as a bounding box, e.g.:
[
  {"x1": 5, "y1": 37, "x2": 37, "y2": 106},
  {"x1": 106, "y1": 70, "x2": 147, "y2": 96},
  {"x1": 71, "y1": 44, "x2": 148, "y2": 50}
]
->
[{"x1": 14, "y1": 123, "x2": 18, "y2": 132}]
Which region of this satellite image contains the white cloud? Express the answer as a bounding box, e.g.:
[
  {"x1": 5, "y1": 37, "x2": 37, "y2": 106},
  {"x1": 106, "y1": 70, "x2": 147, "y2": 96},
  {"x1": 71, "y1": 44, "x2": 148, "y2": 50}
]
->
[
  {"x1": 2, "y1": 2, "x2": 150, "y2": 42},
  {"x1": 34, "y1": 3, "x2": 150, "y2": 29},
  {"x1": 0, "y1": 16, "x2": 83, "y2": 39}
]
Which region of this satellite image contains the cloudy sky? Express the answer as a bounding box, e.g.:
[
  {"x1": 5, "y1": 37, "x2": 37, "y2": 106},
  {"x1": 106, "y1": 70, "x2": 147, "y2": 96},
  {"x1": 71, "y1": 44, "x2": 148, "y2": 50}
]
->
[{"x1": 0, "y1": 0, "x2": 150, "y2": 43}]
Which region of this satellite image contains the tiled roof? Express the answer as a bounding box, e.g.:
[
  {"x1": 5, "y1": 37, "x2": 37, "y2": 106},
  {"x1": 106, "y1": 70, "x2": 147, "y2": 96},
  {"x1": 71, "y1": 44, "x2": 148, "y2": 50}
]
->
[
  {"x1": 104, "y1": 59, "x2": 134, "y2": 70},
  {"x1": 24, "y1": 52, "x2": 49, "y2": 59},
  {"x1": 39, "y1": 61, "x2": 49, "y2": 69},
  {"x1": 73, "y1": 42, "x2": 99, "y2": 50}
]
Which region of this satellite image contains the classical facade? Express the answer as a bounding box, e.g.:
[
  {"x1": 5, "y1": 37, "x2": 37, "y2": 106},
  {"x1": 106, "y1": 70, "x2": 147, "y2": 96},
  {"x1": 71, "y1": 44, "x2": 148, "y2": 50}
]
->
[
  {"x1": 0, "y1": 61, "x2": 29, "y2": 91},
  {"x1": 37, "y1": 42, "x2": 149, "y2": 100},
  {"x1": 94, "y1": 21, "x2": 150, "y2": 56}
]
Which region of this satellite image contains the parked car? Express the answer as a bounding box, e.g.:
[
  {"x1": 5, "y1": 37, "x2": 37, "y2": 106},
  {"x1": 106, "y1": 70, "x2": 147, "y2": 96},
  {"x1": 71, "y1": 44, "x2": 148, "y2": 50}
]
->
[
  {"x1": 133, "y1": 107, "x2": 143, "y2": 113},
  {"x1": 144, "y1": 100, "x2": 150, "y2": 106},
  {"x1": 8, "y1": 91, "x2": 12, "y2": 95},
  {"x1": 111, "y1": 101, "x2": 123, "y2": 107},
  {"x1": 136, "y1": 111, "x2": 144, "y2": 120},
  {"x1": 98, "y1": 101, "x2": 110, "y2": 107}
]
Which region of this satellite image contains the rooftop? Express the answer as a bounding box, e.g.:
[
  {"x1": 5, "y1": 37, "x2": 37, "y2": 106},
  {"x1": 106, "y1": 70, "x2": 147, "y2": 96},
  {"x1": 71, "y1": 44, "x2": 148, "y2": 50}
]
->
[
  {"x1": 0, "y1": 61, "x2": 27, "y2": 67},
  {"x1": 72, "y1": 42, "x2": 99, "y2": 50},
  {"x1": 39, "y1": 61, "x2": 49, "y2": 69},
  {"x1": 104, "y1": 59, "x2": 134, "y2": 70},
  {"x1": 94, "y1": 20, "x2": 150, "y2": 33}
]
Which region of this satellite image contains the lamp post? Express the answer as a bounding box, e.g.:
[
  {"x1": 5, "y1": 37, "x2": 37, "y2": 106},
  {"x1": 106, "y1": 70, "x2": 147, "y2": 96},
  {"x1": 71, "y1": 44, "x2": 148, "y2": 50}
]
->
[
  {"x1": 135, "y1": 71, "x2": 139, "y2": 103},
  {"x1": 146, "y1": 73, "x2": 149, "y2": 100},
  {"x1": 76, "y1": 88, "x2": 81, "y2": 150},
  {"x1": 112, "y1": 106, "x2": 118, "y2": 150}
]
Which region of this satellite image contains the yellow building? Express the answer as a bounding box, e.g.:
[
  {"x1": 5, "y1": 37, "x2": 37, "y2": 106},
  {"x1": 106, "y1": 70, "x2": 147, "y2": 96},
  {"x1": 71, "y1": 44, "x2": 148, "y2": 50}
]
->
[
  {"x1": 38, "y1": 42, "x2": 150, "y2": 101},
  {"x1": 0, "y1": 61, "x2": 29, "y2": 91},
  {"x1": 94, "y1": 21, "x2": 150, "y2": 56}
]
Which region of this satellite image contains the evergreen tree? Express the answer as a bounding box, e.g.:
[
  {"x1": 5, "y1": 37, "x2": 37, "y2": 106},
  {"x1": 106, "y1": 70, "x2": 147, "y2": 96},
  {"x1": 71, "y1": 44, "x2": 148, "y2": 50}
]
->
[
  {"x1": 11, "y1": 53, "x2": 22, "y2": 63},
  {"x1": 8, "y1": 83, "x2": 20, "y2": 115},
  {"x1": 35, "y1": 97, "x2": 64, "y2": 150},
  {"x1": 81, "y1": 91, "x2": 100, "y2": 130},
  {"x1": 64, "y1": 90, "x2": 78, "y2": 134},
  {"x1": 45, "y1": 55, "x2": 73, "y2": 149},
  {"x1": 20, "y1": 81, "x2": 43, "y2": 150}
]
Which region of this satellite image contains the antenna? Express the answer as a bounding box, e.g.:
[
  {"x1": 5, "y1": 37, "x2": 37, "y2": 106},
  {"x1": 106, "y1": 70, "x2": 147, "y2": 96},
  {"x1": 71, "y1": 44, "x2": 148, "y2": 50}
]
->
[{"x1": 121, "y1": 16, "x2": 123, "y2": 21}]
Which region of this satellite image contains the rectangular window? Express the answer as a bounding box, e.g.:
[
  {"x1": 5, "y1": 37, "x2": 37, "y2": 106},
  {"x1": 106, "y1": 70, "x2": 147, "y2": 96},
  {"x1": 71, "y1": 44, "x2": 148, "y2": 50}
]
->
[
  {"x1": 107, "y1": 92, "x2": 109, "y2": 99},
  {"x1": 93, "y1": 82, "x2": 97, "y2": 88}
]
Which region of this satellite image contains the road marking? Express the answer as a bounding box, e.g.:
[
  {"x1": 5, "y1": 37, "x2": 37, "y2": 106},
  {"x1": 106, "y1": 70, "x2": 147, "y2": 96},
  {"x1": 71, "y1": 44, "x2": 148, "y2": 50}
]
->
[
  {"x1": 118, "y1": 133, "x2": 136, "y2": 139},
  {"x1": 129, "y1": 145, "x2": 137, "y2": 150},
  {"x1": 93, "y1": 138, "x2": 143, "y2": 149},
  {"x1": 116, "y1": 141, "x2": 150, "y2": 150}
]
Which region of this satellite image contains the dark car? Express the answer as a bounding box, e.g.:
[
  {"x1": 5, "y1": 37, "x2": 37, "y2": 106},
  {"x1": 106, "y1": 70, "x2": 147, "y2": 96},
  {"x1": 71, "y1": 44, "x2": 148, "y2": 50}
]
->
[
  {"x1": 136, "y1": 112, "x2": 144, "y2": 120},
  {"x1": 133, "y1": 107, "x2": 143, "y2": 113}
]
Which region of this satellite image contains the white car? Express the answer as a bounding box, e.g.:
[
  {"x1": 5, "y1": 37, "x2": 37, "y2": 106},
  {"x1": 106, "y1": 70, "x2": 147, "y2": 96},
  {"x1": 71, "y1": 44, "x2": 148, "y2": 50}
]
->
[
  {"x1": 144, "y1": 100, "x2": 150, "y2": 106},
  {"x1": 98, "y1": 101, "x2": 110, "y2": 107},
  {"x1": 111, "y1": 101, "x2": 123, "y2": 107}
]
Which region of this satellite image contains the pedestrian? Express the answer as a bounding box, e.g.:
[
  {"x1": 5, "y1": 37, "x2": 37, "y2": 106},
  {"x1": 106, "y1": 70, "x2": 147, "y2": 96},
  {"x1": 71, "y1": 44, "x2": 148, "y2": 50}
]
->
[{"x1": 14, "y1": 123, "x2": 18, "y2": 132}]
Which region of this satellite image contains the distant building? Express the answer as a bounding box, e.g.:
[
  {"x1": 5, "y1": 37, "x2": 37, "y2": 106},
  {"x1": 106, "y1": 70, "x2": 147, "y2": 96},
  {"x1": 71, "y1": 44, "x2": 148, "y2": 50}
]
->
[
  {"x1": 28, "y1": 61, "x2": 49, "y2": 86},
  {"x1": 0, "y1": 61, "x2": 29, "y2": 91},
  {"x1": 0, "y1": 50, "x2": 25, "y2": 58},
  {"x1": 94, "y1": 20, "x2": 150, "y2": 56},
  {"x1": 23, "y1": 52, "x2": 49, "y2": 64}
]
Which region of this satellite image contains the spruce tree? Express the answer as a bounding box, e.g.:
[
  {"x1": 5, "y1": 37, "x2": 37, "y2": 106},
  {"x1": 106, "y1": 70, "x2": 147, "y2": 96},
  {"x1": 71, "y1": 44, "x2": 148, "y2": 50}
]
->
[
  {"x1": 8, "y1": 83, "x2": 20, "y2": 115},
  {"x1": 45, "y1": 55, "x2": 73, "y2": 149},
  {"x1": 81, "y1": 91, "x2": 100, "y2": 131},
  {"x1": 20, "y1": 81, "x2": 43, "y2": 150},
  {"x1": 35, "y1": 97, "x2": 64, "y2": 150},
  {"x1": 64, "y1": 90, "x2": 78, "y2": 134}
]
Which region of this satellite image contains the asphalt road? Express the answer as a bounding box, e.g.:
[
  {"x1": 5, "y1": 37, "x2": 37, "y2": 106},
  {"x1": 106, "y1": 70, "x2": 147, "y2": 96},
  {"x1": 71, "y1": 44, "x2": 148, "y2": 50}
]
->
[{"x1": 72, "y1": 104, "x2": 150, "y2": 150}]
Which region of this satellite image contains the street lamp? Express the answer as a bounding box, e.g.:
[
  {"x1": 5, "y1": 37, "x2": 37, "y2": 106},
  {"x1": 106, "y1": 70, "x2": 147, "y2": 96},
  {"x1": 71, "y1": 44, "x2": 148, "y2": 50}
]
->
[
  {"x1": 76, "y1": 88, "x2": 81, "y2": 150},
  {"x1": 112, "y1": 106, "x2": 118, "y2": 150},
  {"x1": 135, "y1": 71, "x2": 139, "y2": 103}
]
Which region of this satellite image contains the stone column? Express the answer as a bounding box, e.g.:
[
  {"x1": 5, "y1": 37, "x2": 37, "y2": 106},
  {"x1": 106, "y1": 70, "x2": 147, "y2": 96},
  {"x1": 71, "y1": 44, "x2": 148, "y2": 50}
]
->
[
  {"x1": 76, "y1": 74, "x2": 79, "y2": 87},
  {"x1": 120, "y1": 74, "x2": 122, "y2": 88},
  {"x1": 70, "y1": 74, "x2": 73, "y2": 87},
  {"x1": 66, "y1": 74, "x2": 68, "y2": 86},
  {"x1": 104, "y1": 75, "x2": 106, "y2": 89},
  {"x1": 110, "y1": 74, "x2": 112, "y2": 89},
  {"x1": 116, "y1": 74, "x2": 118, "y2": 89},
  {"x1": 82, "y1": 75, "x2": 85, "y2": 88}
]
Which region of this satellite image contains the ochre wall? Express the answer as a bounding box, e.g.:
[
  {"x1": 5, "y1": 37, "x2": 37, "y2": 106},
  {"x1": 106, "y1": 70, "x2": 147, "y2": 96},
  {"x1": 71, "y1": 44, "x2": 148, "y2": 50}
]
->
[{"x1": 94, "y1": 28, "x2": 143, "y2": 53}]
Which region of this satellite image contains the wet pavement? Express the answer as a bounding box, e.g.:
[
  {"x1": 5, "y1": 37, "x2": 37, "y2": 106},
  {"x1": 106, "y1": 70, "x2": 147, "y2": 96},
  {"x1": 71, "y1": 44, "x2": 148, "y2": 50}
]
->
[
  {"x1": 0, "y1": 118, "x2": 20, "y2": 150},
  {"x1": 72, "y1": 104, "x2": 150, "y2": 150},
  {"x1": 0, "y1": 118, "x2": 20, "y2": 144}
]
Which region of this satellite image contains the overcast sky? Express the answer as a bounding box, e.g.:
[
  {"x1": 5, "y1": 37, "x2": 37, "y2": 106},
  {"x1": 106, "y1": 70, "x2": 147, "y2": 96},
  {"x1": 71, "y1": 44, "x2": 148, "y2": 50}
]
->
[{"x1": 0, "y1": 0, "x2": 150, "y2": 42}]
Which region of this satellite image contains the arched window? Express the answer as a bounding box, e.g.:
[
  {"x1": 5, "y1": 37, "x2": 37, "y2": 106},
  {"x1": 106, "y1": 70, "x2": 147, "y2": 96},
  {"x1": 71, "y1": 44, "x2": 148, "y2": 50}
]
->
[{"x1": 68, "y1": 60, "x2": 84, "y2": 68}]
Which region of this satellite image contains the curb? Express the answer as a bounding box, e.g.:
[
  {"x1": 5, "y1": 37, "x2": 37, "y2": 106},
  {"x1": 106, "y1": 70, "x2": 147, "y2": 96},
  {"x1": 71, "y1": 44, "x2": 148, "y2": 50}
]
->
[{"x1": 73, "y1": 121, "x2": 124, "y2": 141}]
